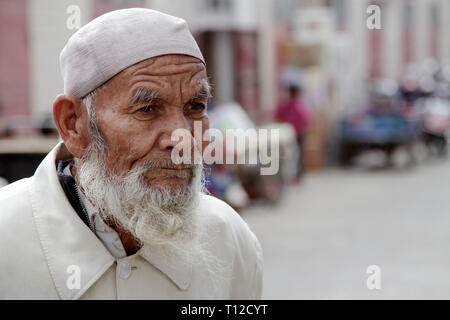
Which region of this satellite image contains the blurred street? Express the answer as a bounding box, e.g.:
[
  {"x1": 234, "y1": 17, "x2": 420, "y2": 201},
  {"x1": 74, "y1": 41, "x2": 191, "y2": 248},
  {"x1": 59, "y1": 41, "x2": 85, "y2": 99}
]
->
[{"x1": 242, "y1": 155, "x2": 450, "y2": 299}]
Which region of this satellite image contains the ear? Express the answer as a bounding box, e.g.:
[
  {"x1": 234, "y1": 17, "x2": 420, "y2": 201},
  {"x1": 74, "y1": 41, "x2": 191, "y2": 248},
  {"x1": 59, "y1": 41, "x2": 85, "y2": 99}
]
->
[{"x1": 53, "y1": 94, "x2": 90, "y2": 158}]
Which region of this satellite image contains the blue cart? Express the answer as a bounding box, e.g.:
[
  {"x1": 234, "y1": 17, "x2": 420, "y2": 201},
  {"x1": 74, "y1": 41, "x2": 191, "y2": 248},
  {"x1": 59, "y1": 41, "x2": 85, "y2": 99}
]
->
[{"x1": 339, "y1": 112, "x2": 420, "y2": 166}]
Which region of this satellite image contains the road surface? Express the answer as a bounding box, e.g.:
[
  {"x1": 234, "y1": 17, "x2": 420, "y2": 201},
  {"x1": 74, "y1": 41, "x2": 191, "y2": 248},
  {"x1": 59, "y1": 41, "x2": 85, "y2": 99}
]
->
[{"x1": 241, "y1": 155, "x2": 450, "y2": 299}]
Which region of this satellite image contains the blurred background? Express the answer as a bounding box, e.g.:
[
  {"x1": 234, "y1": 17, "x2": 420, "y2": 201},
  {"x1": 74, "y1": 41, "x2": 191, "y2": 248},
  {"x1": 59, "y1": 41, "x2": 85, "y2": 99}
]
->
[{"x1": 1, "y1": 0, "x2": 450, "y2": 298}]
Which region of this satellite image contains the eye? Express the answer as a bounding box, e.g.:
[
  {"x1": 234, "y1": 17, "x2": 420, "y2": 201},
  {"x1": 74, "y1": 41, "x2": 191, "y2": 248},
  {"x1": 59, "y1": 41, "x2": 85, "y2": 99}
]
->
[
  {"x1": 139, "y1": 105, "x2": 154, "y2": 113},
  {"x1": 133, "y1": 104, "x2": 159, "y2": 121},
  {"x1": 189, "y1": 103, "x2": 206, "y2": 112}
]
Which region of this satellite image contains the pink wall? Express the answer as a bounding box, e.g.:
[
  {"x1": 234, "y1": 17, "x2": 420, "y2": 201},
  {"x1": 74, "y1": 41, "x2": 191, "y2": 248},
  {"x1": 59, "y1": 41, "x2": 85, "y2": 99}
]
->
[
  {"x1": 0, "y1": 0, "x2": 30, "y2": 119},
  {"x1": 369, "y1": 28, "x2": 382, "y2": 80},
  {"x1": 234, "y1": 32, "x2": 259, "y2": 122}
]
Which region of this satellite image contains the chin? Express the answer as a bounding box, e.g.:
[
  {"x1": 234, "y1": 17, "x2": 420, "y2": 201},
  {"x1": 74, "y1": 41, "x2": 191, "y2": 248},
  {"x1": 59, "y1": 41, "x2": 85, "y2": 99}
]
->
[{"x1": 146, "y1": 177, "x2": 190, "y2": 191}]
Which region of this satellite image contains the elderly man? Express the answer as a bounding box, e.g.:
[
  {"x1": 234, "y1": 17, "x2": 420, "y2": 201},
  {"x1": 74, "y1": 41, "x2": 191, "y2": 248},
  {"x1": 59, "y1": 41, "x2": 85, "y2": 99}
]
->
[{"x1": 0, "y1": 8, "x2": 263, "y2": 299}]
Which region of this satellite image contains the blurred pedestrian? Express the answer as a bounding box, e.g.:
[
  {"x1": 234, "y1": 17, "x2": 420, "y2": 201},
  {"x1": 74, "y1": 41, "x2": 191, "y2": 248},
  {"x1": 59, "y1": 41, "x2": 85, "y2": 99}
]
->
[{"x1": 274, "y1": 85, "x2": 311, "y2": 182}]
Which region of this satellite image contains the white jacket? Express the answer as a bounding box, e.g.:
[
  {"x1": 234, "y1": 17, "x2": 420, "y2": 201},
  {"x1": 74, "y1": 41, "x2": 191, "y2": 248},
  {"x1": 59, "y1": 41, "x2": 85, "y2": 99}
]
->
[{"x1": 0, "y1": 143, "x2": 263, "y2": 299}]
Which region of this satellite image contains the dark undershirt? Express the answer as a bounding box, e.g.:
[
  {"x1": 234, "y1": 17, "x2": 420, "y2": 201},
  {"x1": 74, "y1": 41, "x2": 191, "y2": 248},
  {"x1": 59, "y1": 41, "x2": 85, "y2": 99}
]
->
[{"x1": 56, "y1": 160, "x2": 90, "y2": 228}]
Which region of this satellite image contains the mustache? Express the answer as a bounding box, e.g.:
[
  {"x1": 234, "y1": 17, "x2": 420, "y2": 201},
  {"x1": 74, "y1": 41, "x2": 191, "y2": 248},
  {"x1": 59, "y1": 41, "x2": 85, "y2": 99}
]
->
[
  {"x1": 138, "y1": 158, "x2": 196, "y2": 170},
  {"x1": 131, "y1": 159, "x2": 200, "y2": 180}
]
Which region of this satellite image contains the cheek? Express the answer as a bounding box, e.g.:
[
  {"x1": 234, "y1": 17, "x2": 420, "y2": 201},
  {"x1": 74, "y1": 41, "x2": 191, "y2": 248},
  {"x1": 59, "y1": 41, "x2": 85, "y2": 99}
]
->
[{"x1": 97, "y1": 116, "x2": 159, "y2": 168}]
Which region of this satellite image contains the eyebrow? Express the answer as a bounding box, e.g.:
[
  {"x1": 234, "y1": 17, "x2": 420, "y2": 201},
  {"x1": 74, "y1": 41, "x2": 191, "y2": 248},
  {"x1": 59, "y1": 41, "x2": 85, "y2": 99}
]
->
[
  {"x1": 129, "y1": 88, "x2": 163, "y2": 107},
  {"x1": 129, "y1": 80, "x2": 212, "y2": 107},
  {"x1": 191, "y1": 80, "x2": 212, "y2": 101}
]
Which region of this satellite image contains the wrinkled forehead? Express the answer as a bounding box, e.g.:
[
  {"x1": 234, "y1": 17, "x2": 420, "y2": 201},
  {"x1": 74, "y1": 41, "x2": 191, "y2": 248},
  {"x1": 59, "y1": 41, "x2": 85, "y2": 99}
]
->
[
  {"x1": 121, "y1": 54, "x2": 205, "y2": 76},
  {"x1": 130, "y1": 54, "x2": 206, "y2": 74},
  {"x1": 96, "y1": 54, "x2": 210, "y2": 105},
  {"x1": 118, "y1": 55, "x2": 207, "y2": 93}
]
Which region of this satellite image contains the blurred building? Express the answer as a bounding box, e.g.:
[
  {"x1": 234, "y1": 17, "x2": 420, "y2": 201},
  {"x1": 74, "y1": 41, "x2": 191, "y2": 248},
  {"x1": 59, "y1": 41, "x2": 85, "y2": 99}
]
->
[
  {"x1": 277, "y1": 0, "x2": 450, "y2": 167},
  {"x1": 0, "y1": 0, "x2": 278, "y2": 130},
  {"x1": 150, "y1": 0, "x2": 277, "y2": 123},
  {"x1": 0, "y1": 0, "x2": 449, "y2": 154}
]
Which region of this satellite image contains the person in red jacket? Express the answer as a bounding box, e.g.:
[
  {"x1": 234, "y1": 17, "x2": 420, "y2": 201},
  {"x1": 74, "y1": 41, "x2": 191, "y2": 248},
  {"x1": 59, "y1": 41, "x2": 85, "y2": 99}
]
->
[{"x1": 274, "y1": 85, "x2": 311, "y2": 182}]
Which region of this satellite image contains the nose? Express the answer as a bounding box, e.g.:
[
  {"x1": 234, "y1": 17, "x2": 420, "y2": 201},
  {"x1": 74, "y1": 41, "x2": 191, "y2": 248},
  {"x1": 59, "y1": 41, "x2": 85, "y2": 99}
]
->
[{"x1": 158, "y1": 109, "x2": 192, "y2": 151}]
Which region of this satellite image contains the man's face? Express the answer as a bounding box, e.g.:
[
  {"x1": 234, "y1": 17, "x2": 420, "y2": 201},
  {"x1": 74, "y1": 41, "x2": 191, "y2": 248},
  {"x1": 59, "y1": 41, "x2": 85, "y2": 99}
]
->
[{"x1": 90, "y1": 54, "x2": 209, "y2": 191}]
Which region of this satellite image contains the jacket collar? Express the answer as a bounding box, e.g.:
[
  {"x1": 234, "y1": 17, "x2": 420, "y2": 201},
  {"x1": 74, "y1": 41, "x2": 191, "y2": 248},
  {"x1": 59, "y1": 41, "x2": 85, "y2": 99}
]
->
[
  {"x1": 29, "y1": 142, "x2": 192, "y2": 299},
  {"x1": 139, "y1": 243, "x2": 192, "y2": 291}
]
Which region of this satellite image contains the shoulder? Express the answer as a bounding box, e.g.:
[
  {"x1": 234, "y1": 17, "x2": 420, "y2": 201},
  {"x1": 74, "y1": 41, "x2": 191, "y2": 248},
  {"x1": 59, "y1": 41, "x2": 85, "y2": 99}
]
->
[
  {"x1": 0, "y1": 178, "x2": 33, "y2": 220},
  {"x1": 198, "y1": 193, "x2": 258, "y2": 244},
  {"x1": 0, "y1": 177, "x2": 37, "y2": 241},
  {"x1": 0, "y1": 177, "x2": 30, "y2": 197},
  {"x1": 0, "y1": 177, "x2": 41, "y2": 253},
  {"x1": 0, "y1": 177, "x2": 56, "y2": 298},
  {"x1": 197, "y1": 193, "x2": 263, "y2": 298}
]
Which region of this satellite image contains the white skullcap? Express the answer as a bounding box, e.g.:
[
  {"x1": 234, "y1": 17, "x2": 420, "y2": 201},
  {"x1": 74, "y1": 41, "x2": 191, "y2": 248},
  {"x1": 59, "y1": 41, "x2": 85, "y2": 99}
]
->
[{"x1": 60, "y1": 8, "x2": 205, "y2": 99}]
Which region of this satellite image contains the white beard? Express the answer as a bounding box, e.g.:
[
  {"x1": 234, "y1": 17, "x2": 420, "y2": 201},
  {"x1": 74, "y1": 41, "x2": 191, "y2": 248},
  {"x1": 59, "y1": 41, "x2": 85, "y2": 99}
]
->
[{"x1": 75, "y1": 128, "x2": 231, "y2": 297}]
